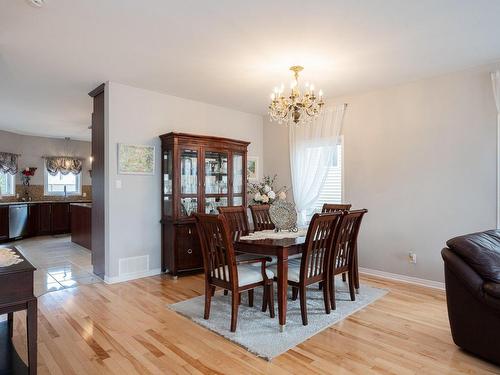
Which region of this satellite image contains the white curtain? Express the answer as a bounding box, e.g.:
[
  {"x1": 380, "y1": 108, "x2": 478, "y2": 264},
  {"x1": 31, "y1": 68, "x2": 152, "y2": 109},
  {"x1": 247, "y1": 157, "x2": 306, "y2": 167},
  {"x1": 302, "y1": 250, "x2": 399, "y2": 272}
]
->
[
  {"x1": 491, "y1": 71, "x2": 500, "y2": 228},
  {"x1": 289, "y1": 104, "x2": 346, "y2": 226}
]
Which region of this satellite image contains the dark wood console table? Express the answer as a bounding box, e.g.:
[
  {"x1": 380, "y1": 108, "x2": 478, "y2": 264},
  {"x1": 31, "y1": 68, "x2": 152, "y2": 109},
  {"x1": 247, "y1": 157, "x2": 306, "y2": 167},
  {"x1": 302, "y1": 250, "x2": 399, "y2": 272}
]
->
[{"x1": 0, "y1": 247, "x2": 37, "y2": 374}]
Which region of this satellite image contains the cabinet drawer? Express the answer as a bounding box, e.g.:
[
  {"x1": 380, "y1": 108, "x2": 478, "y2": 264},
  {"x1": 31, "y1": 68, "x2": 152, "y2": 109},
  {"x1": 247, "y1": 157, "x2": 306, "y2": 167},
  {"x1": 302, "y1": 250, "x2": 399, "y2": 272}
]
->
[{"x1": 175, "y1": 225, "x2": 202, "y2": 270}]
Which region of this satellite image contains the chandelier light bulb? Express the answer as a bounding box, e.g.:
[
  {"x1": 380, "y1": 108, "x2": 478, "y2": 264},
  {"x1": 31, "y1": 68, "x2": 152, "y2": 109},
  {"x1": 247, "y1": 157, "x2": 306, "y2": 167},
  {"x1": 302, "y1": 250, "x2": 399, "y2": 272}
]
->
[{"x1": 319, "y1": 89, "x2": 323, "y2": 97}]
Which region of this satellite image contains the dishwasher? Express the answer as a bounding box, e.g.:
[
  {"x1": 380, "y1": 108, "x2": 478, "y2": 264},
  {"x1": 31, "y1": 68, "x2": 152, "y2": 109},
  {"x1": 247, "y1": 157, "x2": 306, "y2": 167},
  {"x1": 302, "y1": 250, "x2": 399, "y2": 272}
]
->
[{"x1": 9, "y1": 204, "x2": 28, "y2": 239}]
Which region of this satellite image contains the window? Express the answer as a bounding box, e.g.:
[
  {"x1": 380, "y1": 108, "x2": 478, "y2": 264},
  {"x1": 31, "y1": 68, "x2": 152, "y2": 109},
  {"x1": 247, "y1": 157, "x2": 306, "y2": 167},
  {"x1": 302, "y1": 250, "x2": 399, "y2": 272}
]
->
[
  {"x1": 0, "y1": 171, "x2": 15, "y2": 196},
  {"x1": 306, "y1": 141, "x2": 343, "y2": 220},
  {"x1": 44, "y1": 170, "x2": 81, "y2": 196}
]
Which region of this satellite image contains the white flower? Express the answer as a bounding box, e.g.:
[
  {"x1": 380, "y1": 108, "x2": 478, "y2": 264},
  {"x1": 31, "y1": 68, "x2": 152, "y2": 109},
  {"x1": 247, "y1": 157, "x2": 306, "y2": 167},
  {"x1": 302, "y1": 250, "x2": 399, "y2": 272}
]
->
[
  {"x1": 278, "y1": 191, "x2": 287, "y2": 200},
  {"x1": 254, "y1": 192, "x2": 262, "y2": 202},
  {"x1": 267, "y1": 191, "x2": 276, "y2": 200},
  {"x1": 261, "y1": 194, "x2": 270, "y2": 203},
  {"x1": 263, "y1": 185, "x2": 271, "y2": 193}
]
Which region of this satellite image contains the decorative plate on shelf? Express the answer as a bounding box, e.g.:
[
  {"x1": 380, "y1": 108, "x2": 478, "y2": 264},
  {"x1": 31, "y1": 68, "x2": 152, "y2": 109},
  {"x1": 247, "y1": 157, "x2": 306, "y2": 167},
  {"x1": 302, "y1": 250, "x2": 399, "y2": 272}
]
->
[
  {"x1": 0, "y1": 248, "x2": 23, "y2": 267},
  {"x1": 269, "y1": 200, "x2": 298, "y2": 232}
]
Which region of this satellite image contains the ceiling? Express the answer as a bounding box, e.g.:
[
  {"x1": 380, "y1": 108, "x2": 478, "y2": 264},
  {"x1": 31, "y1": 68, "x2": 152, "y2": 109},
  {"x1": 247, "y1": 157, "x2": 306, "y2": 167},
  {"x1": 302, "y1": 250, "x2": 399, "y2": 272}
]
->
[{"x1": 2, "y1": 0, "x2": 500, "y2": 141}]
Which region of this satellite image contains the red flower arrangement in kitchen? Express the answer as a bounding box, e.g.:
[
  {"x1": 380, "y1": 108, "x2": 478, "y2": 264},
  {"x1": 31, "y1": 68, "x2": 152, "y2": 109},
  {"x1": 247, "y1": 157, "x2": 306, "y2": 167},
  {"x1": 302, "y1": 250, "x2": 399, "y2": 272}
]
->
[{"x1": 21, "y1": 167, "x2": 37, "y2": 186}]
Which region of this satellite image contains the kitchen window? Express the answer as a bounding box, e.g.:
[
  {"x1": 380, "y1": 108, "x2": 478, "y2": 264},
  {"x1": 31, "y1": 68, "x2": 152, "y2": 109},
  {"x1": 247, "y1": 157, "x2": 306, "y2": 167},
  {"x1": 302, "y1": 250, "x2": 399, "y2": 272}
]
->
[
  {"x1": 44, "y1": 170, "x2": 81, "y2": 196},
  {"x1": 0, "y1": 171, "x2": 15, "y2": 196}
]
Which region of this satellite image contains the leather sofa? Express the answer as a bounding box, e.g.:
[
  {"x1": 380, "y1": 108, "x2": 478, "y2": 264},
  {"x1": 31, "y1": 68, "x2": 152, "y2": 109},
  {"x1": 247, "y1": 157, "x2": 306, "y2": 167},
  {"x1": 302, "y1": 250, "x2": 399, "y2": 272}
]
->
[{"x1": 441, "y1": 230, "x2": 500, "y2": 365}]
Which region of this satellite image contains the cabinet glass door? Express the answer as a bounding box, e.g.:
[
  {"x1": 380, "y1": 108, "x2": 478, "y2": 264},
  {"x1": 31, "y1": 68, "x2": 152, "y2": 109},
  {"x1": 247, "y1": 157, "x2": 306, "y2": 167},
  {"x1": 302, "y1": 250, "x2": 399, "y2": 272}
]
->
[
  {"x1": 204, "y1": 150, "x2": 228, "y2": 214},
  {"x1": 233, "y1": 153, "x2": 244, "y2": 205},
  {"x1": 163, "y1": 149, "x2": 173, "y2": 217},
  {"x1": 180, "y1": 148, "x2": 198, "y2": 217}
]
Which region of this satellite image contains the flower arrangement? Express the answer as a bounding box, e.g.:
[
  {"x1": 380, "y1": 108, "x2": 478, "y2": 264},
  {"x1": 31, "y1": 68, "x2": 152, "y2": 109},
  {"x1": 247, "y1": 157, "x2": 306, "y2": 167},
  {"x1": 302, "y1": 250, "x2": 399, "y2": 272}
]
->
[
  {"x1": 248, "y1": 174, "x2": 287, "y2": 205},
  {"x1": 21, "y1": 167, "x2": 37, "y2": 186}
]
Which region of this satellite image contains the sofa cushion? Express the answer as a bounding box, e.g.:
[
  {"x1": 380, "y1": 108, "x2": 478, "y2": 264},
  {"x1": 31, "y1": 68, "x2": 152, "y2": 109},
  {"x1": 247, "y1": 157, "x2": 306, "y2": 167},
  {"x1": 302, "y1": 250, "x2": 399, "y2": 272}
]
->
[
  {"x1": 484, "y1": 282, "x2": 500, "y2": 299},
  {"x1": 446, "y1": 230, "x2": 500, "y2": 283}
]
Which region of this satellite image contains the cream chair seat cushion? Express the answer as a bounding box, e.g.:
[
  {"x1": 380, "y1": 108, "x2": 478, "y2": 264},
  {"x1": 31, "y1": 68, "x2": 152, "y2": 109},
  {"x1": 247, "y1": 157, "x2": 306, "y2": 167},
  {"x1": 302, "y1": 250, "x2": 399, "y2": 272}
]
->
[
  {"x1": 246, "y1": 253, "x2": 302, "y2": 267},
  {"x1": 214, "y1": 265, "x2": 274, "y2": 287},
  {"x1": 268, "y1": 258, "x2": 306, "y2": 283}
]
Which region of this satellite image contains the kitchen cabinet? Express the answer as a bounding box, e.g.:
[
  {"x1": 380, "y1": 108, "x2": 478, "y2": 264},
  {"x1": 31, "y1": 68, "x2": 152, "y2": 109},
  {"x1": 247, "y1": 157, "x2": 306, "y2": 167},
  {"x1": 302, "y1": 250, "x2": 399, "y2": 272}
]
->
[
  {"x1": 70, "y1": 203, "x2": 91, "y2": 250},
  {"x1": 27, "y1": 204, "x2": 39, "y2": 236},
  {"x1": 159, "y1": 132, "x2": 249, "y2": 276},
  {"x1": 51, "y1": 203, "x2": 71, "y2": 233},
  {"x1": 38, "y1": 203, "x2": 52, "y2": 235},
  {"x1": 0, "y1": 207, "x2": 8, "y2": 241}
]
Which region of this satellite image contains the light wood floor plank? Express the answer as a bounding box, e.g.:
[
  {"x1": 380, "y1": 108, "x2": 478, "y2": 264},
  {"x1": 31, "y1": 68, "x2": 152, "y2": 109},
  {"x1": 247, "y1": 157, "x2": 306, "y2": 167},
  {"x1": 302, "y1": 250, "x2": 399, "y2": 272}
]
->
[{"x1": 9, "y1": 272, "x2": 500, "y2": 374}]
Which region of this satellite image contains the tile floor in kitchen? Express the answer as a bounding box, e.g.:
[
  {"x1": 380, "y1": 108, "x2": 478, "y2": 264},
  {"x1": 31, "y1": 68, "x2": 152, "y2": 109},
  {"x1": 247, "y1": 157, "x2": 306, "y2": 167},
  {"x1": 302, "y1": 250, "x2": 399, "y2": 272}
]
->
[{"x1": 5, "y1": 235, "x2": 101, "y2": 296}]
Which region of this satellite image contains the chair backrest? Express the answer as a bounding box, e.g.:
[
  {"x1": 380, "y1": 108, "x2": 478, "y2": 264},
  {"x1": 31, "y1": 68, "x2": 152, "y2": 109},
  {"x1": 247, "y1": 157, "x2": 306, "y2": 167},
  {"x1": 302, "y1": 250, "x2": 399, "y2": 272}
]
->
[
  {"x1": 332, "y1": 209, "x2": 367, "y2": 274},
  {"x1": 300, "y1": 212, "x2": 344, "y2": 283},
  {"x1": 322, "y1": 203, "x2": 352, "y2": 213},
  {"x1": 217, "y1": 206, "x2": 250, "y2": 241},
  {"x1": 249, "y1": 204, "x2": 275, "y2": 231},
  {"x1": 194, "y1": 213, "x2": 237, "y2": 287}
]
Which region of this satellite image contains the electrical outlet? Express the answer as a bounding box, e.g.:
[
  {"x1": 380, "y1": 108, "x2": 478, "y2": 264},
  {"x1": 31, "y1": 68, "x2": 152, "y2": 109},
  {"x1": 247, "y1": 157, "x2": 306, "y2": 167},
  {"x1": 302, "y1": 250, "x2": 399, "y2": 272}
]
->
[{"x1": 408, "y1": 252, "x2": 417, "y2": 264}]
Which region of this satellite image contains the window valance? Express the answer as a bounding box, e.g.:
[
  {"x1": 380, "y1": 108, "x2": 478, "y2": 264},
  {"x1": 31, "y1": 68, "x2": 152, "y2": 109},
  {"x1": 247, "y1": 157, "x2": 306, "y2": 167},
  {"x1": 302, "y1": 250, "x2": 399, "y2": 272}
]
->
[
  {"x1": 0, "y1": 152, "x2": 19, "y2": 175},
  {"x1": 45, "y1": 156, "x2": 83, "y2": 176}
]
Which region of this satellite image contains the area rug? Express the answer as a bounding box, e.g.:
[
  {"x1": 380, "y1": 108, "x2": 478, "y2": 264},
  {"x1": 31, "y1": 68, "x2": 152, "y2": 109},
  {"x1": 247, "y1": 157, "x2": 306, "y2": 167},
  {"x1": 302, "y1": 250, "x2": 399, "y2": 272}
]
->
[{"x1": 169, "y1": 279, "x2": 387, "y2": 360}]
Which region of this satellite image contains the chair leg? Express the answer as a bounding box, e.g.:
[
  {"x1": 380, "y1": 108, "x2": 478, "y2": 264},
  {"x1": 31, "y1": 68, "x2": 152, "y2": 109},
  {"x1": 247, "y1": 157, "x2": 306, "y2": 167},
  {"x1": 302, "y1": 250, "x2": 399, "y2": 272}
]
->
[
  {"x1": 204, "y1": 284, "x2": 215, "y2": 320},
  {"x1": 211, "y1": 286, "x2": 216, "y2": 297},
  {"x1": 330, "y1": 275, "x2": 336, "y2": 310},
  {"x1": 268, "y1": 283, "x2": 275, "y2": 318},
  {"x1": 224, "y1": 289, "x2": 228, "y2": 296},
  {"x1": 299, "y1": 286, "x2": 308, "y2": 326},
  {"x1": 262, "y1": 284, "x2": 268, "y2": 312},
  {"x1": 238, "y1": 292, "x2": 242, "y2": 305},
  {"x1": 348, "y1": 271, "x2": 356, "y2": 301},
  {"x1": 292, "y1": 286, "x2": 298, "y2": 301},
  {"x1": 231, "y1": 292, "x2": 239, "y2": 332},
  {"x1": 248, "y1": 289, "x2": 254, "y2": 307},
  {"x1": 318, "y1": 281, "x2": 323, "y2": 290},
  {"x1": 323, "y1": 278, "x2": 331, "y2": 315}
]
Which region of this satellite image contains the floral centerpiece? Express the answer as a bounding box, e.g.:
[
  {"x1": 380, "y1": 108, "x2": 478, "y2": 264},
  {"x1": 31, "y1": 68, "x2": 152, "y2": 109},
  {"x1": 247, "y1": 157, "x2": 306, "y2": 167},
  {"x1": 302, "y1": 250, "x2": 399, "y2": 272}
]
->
[
  {"x1": 248, "y1": 174, "x2": 287, "y2": 205},
  {"x1": 21, "y1": 167, "x2": 37, "y2": 186}
]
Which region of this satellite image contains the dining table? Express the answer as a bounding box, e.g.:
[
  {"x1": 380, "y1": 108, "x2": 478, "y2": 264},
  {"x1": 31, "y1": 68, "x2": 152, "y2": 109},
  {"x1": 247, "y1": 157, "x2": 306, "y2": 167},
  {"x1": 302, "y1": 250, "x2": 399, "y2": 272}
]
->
[
  {"x1": 234, "y1": 230, "x2": 360, "y2": 332},
  {"x1": 235, "y1": 233, "x2": 305, "y2": 332}
]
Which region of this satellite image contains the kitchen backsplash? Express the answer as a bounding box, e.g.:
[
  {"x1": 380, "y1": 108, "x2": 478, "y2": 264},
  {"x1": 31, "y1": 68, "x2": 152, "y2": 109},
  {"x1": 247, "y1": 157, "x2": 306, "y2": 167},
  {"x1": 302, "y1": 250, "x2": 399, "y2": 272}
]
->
[{"x1": 0, "y1": 184, "x2": 92, "y2": 202}]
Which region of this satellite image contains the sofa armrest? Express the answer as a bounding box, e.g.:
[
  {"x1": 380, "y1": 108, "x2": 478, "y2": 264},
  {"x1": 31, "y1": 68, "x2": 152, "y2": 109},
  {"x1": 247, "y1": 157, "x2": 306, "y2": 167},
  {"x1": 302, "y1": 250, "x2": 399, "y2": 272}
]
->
[
  {"x1": 441, "y1": 248, "x2": 483, "y2": 297},
  {"x1": 484, "y1": 282, "x2": 500, "y2": 299}
]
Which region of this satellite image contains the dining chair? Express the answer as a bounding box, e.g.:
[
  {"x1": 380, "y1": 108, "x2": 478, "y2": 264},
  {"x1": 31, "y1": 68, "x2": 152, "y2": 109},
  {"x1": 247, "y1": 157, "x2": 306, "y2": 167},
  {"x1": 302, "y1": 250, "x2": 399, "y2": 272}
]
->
[
  {"x1": 321, "y1": 203, "x2": 352, "y2": 283},
  {"x1": 249, "y1": 204, "x2": 275, "y2": 231},
  {"x1": 329, "y1": 209, "x2": 367, "y2": 310},
  {"x1": 269, "y1": 212, "x2": 343, "y2": 326},
  {"x1": 194, "y1": 213, "x2": 275, "y2": 332},
  {"x1": 322, "y1": 203, "x2": 352, "y2": 213},
  {"x1": 217, "y1": 206, "x2": 250, "y2": 241}
]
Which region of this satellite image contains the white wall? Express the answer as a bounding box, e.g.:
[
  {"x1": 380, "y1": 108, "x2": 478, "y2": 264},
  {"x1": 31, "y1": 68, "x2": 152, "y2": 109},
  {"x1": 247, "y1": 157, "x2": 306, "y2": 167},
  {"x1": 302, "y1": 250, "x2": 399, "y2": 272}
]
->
[
  {"x1": 105, "y1": 82, "x2": 264, "y2": 280},
  {"x1": 0, "y1": 130, "x2": 91, "y2": 186},
  {"x1": 264, "y1": 64, "x2": 499, "y2": 282}
]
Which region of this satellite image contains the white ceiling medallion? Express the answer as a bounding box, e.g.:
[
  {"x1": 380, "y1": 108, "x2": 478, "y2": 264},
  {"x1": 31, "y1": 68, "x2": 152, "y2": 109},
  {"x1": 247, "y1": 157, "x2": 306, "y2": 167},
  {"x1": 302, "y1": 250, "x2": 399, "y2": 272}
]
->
[{"x1": 27, "y1": 0, "x2": 45, "y2": 8}]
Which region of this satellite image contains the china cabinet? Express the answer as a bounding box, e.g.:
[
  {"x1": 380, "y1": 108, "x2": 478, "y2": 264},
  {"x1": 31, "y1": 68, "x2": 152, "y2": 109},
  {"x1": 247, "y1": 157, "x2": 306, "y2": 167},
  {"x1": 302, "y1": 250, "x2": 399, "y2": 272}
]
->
[{"x1": 159, "y1": 132, "x2": 249, "y2": 276}]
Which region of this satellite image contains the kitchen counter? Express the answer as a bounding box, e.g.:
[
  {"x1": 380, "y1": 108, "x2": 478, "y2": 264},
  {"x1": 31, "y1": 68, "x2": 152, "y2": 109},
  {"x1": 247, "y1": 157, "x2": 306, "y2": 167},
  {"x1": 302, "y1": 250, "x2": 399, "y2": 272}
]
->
[
  {"x1": 71, "y1": 203, "x2": 91, "y2": 250},
  {"x1": 70, "y1": 202, "x2": 92, "y2": 209},
  {"x1": 0, "y1": 200, "x2": 91, "y2": 206}
]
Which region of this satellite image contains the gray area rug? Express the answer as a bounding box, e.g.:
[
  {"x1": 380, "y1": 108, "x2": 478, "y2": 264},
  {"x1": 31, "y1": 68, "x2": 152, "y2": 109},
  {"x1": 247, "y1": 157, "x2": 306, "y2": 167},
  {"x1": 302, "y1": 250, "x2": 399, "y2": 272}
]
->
[{"x1": 169, "y1": 278, "x2": 387, "y2": 360}]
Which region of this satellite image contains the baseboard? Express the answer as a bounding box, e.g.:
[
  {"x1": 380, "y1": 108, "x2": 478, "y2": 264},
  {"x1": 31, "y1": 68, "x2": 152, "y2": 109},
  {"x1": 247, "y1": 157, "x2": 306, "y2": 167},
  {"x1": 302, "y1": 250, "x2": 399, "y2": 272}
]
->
[
  {"x1": 359, "y1": 267, "x2": 445, "y2": 290},
  {"x1": 104, "y1": 268, "x2": 162, "y2": 284}
]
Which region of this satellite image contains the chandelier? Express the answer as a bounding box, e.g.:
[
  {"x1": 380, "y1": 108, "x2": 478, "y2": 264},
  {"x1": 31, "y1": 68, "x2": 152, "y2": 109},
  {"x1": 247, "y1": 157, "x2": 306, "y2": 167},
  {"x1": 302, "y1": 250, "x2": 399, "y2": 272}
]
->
[{"x1": 268, "y1": 66, "x2": 325, "y2": 125}]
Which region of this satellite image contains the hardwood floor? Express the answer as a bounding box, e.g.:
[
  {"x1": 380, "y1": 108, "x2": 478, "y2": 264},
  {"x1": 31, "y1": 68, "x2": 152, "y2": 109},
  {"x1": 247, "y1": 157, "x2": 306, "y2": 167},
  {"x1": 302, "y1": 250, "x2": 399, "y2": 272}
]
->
[{"x1": 9, "y1": 273, "x2": 500, "y2": 374}]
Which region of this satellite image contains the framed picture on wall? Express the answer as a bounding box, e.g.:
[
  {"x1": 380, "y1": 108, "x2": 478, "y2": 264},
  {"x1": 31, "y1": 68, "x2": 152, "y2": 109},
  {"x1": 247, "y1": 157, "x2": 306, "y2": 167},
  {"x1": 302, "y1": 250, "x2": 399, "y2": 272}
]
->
[
  {"x1": 117, "y1": 143, "x2": 155, "y2": 175},
  {"x1": 247, "y1": 156, "x2": 258, "y2": 181}
]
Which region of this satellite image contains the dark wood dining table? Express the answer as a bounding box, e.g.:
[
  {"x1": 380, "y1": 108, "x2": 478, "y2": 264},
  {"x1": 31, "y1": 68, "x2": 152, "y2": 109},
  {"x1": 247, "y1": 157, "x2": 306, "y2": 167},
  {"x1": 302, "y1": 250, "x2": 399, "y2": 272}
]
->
[
  {"x1": 235, "y1": 235, "x2": 305, "y2": 332},
  {"x1": 235, "y1": 233, "x2": 360, "y2": 332}
]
